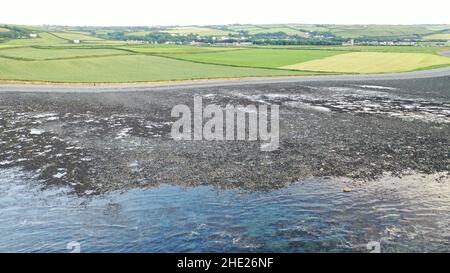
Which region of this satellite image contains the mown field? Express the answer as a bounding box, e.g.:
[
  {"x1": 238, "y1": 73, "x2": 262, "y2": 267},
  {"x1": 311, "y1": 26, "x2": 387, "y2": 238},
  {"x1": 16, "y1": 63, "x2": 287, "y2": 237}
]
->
[
  {"x1": 1, "y1": 26, "x2": 450, "y2": 83},
  {"x1": 283, "y1": 52, "x2": 450, "y2": 73},
  {"x1": 0, "y1": 54, "x2": 310, "y2": 83},
  {"x1": 168, "y1": 49, "x2": 344, "y2": 68}
]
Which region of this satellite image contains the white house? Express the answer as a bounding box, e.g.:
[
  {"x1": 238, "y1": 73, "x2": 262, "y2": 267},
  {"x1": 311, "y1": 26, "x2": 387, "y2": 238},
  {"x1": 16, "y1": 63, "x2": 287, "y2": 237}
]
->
[
  {"x1": 342, "y1": 39, "x2": 354, "y2": 46},
  {"x1": 72, "y1": 39, "x2": 80, "y2": 44},
  {"x1": 29, "y1": 33, "x2": 38, "y2": 38}
]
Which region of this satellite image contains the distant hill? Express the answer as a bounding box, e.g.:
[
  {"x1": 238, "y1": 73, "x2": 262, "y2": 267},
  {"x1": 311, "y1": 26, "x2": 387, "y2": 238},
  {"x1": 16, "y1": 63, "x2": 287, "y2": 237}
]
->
[{"x1": 1, "y1": 24, "x2": 450, "y2": 47}]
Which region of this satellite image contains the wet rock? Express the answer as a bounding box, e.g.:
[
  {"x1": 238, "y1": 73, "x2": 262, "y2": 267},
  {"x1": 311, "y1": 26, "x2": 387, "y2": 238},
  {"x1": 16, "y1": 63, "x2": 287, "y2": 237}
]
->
[
  {"x1": 342, "y1": 187, "x2": 352, "y2": 193},
  {"x1": 0, "y1": 77, "x2": 449, "y2": 195}
]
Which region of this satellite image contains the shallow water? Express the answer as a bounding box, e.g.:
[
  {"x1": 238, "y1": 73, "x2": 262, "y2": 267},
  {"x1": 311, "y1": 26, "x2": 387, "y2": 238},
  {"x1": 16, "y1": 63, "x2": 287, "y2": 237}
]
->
[{"x1": 1, "y1": 168, "x2": 449, "y2": 253}]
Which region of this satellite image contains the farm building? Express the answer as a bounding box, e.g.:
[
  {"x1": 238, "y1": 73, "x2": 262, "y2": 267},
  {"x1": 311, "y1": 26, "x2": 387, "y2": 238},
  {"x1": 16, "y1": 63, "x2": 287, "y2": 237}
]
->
[{"x1": 72, "y1": 39, "x2": 80, "y2": 44}]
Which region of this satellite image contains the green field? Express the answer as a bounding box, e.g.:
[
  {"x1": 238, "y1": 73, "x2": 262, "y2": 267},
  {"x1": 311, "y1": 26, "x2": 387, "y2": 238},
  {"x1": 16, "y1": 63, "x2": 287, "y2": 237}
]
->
[
  {"x1": 0, "y1": 54, "x2": 311, "y2": 83},
  {"x1": 1, "y1": 24, "x2": 450, "y2": 83},
  {"x1": 0, "y1": 47, "x2": 128, "y2": 60},
  {"x1": 0, "y1": 27, "x2": 10, "y2": 32},
  {"x1": 0, "y1": 44, "x2": 20, "y2": 49},
  {"x1": 257, "y1": 28, "x2": 306, "y2": 36},
  {"x1": 122, "y1": 45, "x2": 242, "y2": 54},
  {"x1": 423, "y1": 34, "x2": 450, "y2": 40},
  {"x1": 124, "y1": 31, "x2": 151, "y2": 37},
  {"x1": 169, "y1": 49, "x2": 344, "y2": 68},
  {"x1": 227, "y1": 25, "x2": 266, "y2": 32},
  {"x1": 50, "y1": 32, "x2": 104, "y2": 41},
  {"x1": 162, "y1": 27, "x2": 233, "y2": 36},
  {"x1": 226, "y1": 25, "x2": 307, "y2": 36},
  {"x1": 256, "y1": 45, "x2": 450, "y2": 54},
  {"x1": 4, "y1": 32, "x2": 68, "y2": 45},
  {"x1": 288, "y1": 24, "x2": 331, "y2": 32},
  {"x1": 327, "y1": 25, "x2": 433, "y2": 38},
  {"x1": 423, "y1": 25, "x2": 450, "y2": 31},
  {"x1": 283, "y1": 52, "x2": 450, "y2": 73},
  {"x1": 265, "y1": 24, "x2": 449, "y2": 39}
]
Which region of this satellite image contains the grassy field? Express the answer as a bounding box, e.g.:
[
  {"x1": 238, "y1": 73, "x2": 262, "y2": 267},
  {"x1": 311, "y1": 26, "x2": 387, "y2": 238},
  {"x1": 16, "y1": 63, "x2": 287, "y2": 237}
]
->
[
  {"x1": 327, "y1": 25, "x2": 433, "y2": 38},
  {"x1": 50, "y1": 32, "x2": 105, "y2": 41},
  {"x1": 122, "y1": 45, "x2": 242, "y2": 54},
  {"x1": 0, "y1": 44, "x2": 20, "y2": 49},
  {"x1": 3, "y1": 32, "x2": 126, "y2": 46},
  {"x1": 0, "y1": 54, "x2": 311, "y2": 83},
  {"x1": 423, "y1": 25, "x2": 450, "y2": 31},
  {"x1": 0, "y1": 27, "x2": 10, "y2": 32},
  {"x1": 0, "y1": 47, "x2": 128, "y2": 60},
  {"x1": 293, "y1": 24, "x2": 330, "y2": 32},
  {"x1": 1, "y1": 25, "x2": 450, "y2": 83},
  {"x1": 256, "y1": 45, "x2": 450, "y2": 54},
  {"x1": 423, "y1": 34, "x2": 450, "y2": 40},
  {"x1": 283, "y1": 52, "x2": 450, "y2": 73},
  {"x1": 4, "y1": 32, "x2": 68, "y2": 46},
  {"x1": 264, "y1": 24, "x2": 448, "y2": 38},
  {"x1": 227, "y1": 25, "x2": 265, "y2": 32},
  {"x1": 247, "y1": 27, "x2": 305, "y2": 36},
  {"x1": 125, "y1": 31, "x2": 151, "y2": 37},
  {"x1": 162, "y1": 27, "x2": 233, "y2": 36},
  {"x1": 226, "y1": 25, "x2": 307, "y2": 36},
  {"x1": 169, "y1": 49, "x2": 344, "y2": 68}
]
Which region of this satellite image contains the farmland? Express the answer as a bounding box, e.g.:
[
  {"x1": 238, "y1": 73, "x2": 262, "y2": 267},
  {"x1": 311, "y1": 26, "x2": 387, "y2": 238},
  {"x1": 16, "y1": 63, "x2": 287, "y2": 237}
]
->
[
  {"x1": 169, "y1": 49, "x2": 344, "y2": 68},
  {"x1": 4, "y1": 32, "x2": 69, "y2": 45},
  {"x1": 50, "y1": 32, "x2": 105, "y2": 41},
  {"x1": 162, "y1": 27, "x2": 234, "y2": 36},
  {"x1": 1, "y1": 24, "x2": 450, "y2": 83},
  {"x1": 0, "y1": 47, "x2": 127, "y2": 60},
  {"x1": 0, "y1": 54, "x2": 311, "y2": 83},
  {"x1": 227, "y1": 25, "x2": 307, "y2": 36},
  {"x1": 97, "y1": 24, "x2": 449, "y2": 39},
  {"x1": 283, "y1": 52, "x2": 450, "y2": 73},
  {"x1": 325, "y1": 25, "x2": 434, "y2": 38},
  {"x1": 223, "y1": 24, "x2": 450, "y2": 38},
  {"x1": 424, "y1": 34, "x2": 450, "y2": 40},
  {"x1": 121, "y1": 45, "x2": 242, "y2": 54},
  {"x1": 124, "y1": 31, "x2": 152, "y2": 37}
]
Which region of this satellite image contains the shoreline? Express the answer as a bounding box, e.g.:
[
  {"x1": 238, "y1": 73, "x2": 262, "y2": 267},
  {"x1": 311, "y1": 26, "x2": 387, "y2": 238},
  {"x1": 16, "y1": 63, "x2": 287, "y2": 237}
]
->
[
  {"x1": 1, "y1": 76, "x2": 448, "y2": 194},
  {"x1": 0, "y1": 66, "x2": 450, "y2": 92}
]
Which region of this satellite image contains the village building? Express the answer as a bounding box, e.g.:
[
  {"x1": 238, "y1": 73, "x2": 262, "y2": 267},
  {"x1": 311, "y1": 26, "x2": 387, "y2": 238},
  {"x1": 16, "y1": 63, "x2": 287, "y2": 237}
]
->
[{"x1": 342, "y1": 39, "x2": 354, "y2": 46}]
